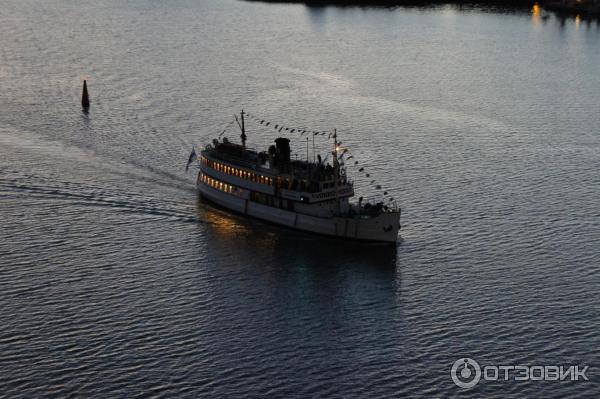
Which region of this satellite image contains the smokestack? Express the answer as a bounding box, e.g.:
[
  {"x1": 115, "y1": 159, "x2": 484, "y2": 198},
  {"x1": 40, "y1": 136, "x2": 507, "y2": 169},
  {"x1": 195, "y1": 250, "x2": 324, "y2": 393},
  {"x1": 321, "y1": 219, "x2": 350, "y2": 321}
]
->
[{"x1": 81, "y1": 80, "x2": 90, "y2": 110}]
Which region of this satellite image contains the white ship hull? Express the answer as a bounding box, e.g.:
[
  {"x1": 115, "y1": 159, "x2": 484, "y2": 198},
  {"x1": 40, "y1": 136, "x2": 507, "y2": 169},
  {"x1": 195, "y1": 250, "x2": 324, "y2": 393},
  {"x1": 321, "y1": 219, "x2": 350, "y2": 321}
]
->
[{"x1": 198, "y1": 181, "x2": 400, "y2": 243}]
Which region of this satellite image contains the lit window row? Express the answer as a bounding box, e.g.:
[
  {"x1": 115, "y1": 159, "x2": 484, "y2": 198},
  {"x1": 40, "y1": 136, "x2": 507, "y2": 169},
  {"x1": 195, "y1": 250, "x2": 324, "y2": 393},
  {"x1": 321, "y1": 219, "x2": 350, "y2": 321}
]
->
[
  {"x1": 201, "y1": 157, "x2": 273, "y2": 185},
  {"x1": 200, "y1": 173, "x2": 235, "y2": 194}
]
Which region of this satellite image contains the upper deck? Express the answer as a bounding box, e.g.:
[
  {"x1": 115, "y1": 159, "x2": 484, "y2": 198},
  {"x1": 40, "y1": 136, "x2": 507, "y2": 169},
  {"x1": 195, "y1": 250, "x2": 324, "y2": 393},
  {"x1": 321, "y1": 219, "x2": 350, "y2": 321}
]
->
[{"x1": 200, "y1": 138, "x2": 354, "y2": 204}]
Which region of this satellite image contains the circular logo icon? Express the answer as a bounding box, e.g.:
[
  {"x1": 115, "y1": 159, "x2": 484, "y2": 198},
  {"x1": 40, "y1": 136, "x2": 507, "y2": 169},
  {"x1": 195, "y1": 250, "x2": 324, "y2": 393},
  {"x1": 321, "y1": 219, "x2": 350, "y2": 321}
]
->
[{"x1": 451, "y1": 358, "x2": 481, "y2": 389}]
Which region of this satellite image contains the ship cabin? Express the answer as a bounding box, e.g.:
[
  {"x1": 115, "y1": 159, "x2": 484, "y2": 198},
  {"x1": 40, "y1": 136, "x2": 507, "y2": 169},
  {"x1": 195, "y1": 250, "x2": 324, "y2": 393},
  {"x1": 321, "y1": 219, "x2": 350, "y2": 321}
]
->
[{"x1": 199, "y1": 136, "x2": 354, "y2": 217}]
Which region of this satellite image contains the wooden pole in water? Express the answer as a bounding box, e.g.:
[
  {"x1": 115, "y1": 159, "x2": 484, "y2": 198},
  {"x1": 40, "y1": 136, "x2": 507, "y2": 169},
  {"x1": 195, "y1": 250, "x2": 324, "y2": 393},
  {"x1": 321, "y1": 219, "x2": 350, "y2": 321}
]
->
[{"x1": 81, "y1": 80, "x2": 90, "y2": 109}]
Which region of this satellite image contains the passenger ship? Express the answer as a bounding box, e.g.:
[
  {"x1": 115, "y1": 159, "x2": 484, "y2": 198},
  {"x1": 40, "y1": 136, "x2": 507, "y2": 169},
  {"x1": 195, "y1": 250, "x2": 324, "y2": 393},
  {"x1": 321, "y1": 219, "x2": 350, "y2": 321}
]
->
[{"x1": 195, "y1": 111, "x2": 401, "y2": 243}]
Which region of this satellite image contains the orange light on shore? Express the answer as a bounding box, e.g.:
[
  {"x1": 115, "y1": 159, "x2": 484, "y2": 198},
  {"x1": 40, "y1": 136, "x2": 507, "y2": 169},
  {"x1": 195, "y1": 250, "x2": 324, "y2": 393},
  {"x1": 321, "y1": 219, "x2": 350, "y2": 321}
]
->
[{"x1": 532, "y1": 3, "x2": 540, "y2": 16}]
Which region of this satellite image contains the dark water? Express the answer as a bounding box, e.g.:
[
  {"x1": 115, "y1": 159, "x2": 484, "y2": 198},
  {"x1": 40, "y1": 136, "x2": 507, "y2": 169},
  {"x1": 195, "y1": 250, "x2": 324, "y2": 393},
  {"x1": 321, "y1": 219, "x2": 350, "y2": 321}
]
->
[{"x1": 1, "y1": 0, "x2": 599, "y2": 397}]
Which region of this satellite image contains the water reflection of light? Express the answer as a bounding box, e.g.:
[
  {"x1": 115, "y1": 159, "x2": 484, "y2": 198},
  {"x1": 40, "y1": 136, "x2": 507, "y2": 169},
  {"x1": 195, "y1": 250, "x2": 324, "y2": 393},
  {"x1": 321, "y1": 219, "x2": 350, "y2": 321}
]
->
[
  {"x1": 575, "y1": 14, "x2": 581, "y2": 29},
  {"x1": 531, "y1": 3, "x2": 540, "y2": 25},
  {"x1": 196, "y1": 196, "x2": 398, "y2": 274}
]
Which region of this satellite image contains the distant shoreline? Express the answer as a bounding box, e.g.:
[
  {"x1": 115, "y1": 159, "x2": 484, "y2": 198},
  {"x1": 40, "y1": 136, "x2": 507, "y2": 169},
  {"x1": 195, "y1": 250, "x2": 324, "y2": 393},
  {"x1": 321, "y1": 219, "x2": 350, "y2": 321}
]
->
[{"x1": 245, "y1": 0, "x2": 600, "y2": 18}]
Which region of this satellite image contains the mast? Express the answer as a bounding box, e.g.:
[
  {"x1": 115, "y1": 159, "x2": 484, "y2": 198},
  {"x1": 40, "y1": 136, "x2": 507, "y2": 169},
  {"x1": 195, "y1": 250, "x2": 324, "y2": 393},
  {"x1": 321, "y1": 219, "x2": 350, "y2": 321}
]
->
[
  {"x1": 306, "y1": 137, "x2": 309, "y2": 164},
  {"x1": 240, "y1": 110, "x2": 247, "y2": 149},
  {"x1": 333, "y1": 129, "x2": 340, "y2": 213}
]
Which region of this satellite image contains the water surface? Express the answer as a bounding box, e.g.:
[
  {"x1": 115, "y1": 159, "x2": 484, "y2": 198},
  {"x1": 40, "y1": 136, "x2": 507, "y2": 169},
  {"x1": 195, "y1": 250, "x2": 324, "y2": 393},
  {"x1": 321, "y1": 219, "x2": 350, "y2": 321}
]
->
[{"x1": 1, "y1": 0, "x2": 599, "y2": 397}]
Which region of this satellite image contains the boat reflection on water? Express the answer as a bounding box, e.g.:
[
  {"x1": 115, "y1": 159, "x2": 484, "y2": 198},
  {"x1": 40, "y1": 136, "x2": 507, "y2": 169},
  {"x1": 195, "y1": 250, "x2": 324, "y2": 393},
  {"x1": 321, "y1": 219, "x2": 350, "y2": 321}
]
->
[{"x1": 195, "y1": 195, "x2": 400, "y2": 277}]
